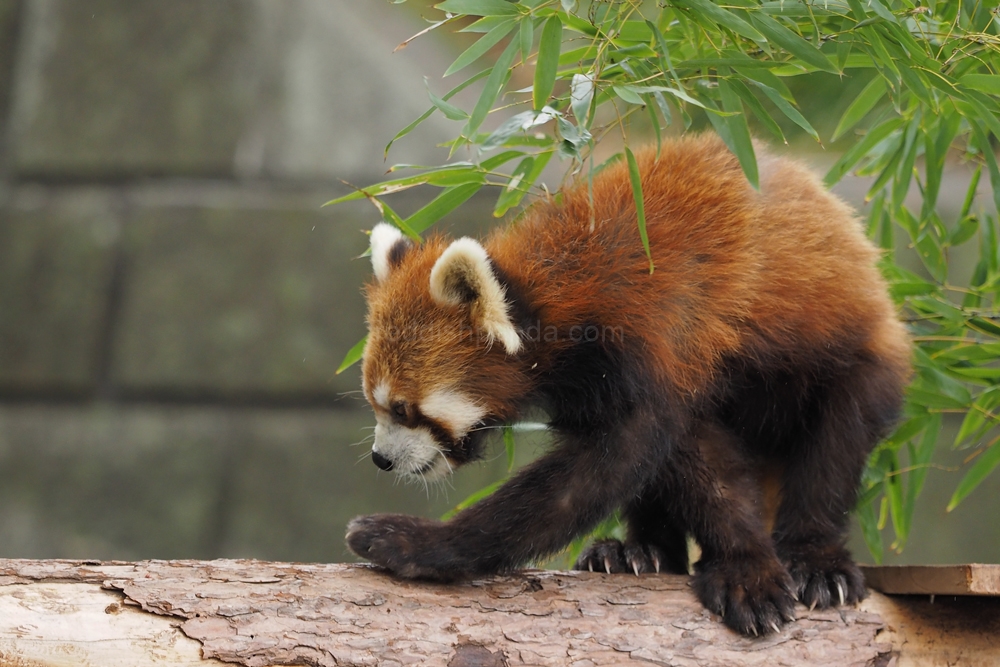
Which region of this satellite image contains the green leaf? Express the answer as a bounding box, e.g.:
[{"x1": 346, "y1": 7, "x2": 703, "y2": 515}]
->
[
  {"x1": 612, "y1": 85, "x2": 645, "y2": 105},
  {"x1": 465, "y1": 37, "x2": 520, "y2": 139},
  {"x1": 519, "y1": 15, "x2": 534, "y2": 64},
  {"x1": 436, "y1": 0, "x2": 520, "y2": 16},
  {"x1": 441, "y1": 479, "x2": 506, "y2": 520},
  {"x1": 726, "y1": 78, "x2": 785, "y2": 143},
  {"x1": 533, "y1": 16, "x2": 562, "y2": 111},
  {"x1": 404, "y1": 182, "x2": 484, "y2": 234},
  {"x1": 493, "y1": 150, "x2": 553, "y2": 216},
  {"x1": 866, "y1": 0, "x2": 897, "y2": 22},
  {"x1": 323, "y1": 164, "x2": 484, "y2": 205},
  {"x1": 336, "y1": 336, "x2": 366, "y2": 374},
  {"x1": 671, "y1": 0, "x2": 765, "y2": 44},
  {"x1": 625, "y1": 146, "x2": 653, "y2": 274},
  {"x1": 570, "y1": 73, "x2": 594, "y2": 125},
  {"x1": 948, "y1": 439, "x2": 1000, "y2": 511},
  {"x1": 955, "y1": 387, "x2": 1000, "y2": 447},
  {"x1": 503, "y1": 425, "x2": 516, "y2": 472},
  {"x1": 481, "y1": 108, "x2": 556, "y2": 151},
  {"x1": 715, "y1": 78, "x2": 759, "y2": 190},
  {"x1": 900, "y1": 413, "x2": 940, "y2": 545},
  {"x1": 832, "y1": 76, "x2": 886, "y2": 142},
  {"x1": 749, "y1": 13, "x2": 839, "y2": 74},
  {"x1": 961, "y1": 74, "x2": 1000, "y2": 96},
  {"x1": 445, "y1": 19, "x2": 516, "y2": 76},
  {"x1": 749, "y1": 80, "x2": 819, "y2": 141},
  {"x1": 857, "y1": 498, "x2": 884, "y2": 563},
  {"x1": 824, "y1": 116, "x2": 904, "y2": 186}
]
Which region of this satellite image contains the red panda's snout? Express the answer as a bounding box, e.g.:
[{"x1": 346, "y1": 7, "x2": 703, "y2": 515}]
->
[{"x1": 366, "y1": 384, "x2": 492, "y2": 480}]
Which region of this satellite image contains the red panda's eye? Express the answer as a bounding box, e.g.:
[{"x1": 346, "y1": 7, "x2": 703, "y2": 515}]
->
[{"x1": 390, "y1": 401, "x2": 408, "y2": 421}]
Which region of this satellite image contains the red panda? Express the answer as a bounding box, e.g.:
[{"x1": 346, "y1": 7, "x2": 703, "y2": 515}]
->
[{"x1": 347, "y1": 133, "x2": 911, "y2": 637}]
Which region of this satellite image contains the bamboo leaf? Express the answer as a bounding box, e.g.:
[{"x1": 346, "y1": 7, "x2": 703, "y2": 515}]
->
[
  {"x1": 570, "y1": 73, "x2": 594, "y2": 125},
  {"x1": 715, "y1": 78, "x2": 759, "y2": 190},
  {"x1": 533, "y1": 16, "x2": 562, "y2": 111},
  {"x1": 749, "y1": 80, "x2": 819, "y2": 141},
  {"x1": 961, "y1": 74, "x2": 1000, "y2": 96},
  {"x1": 948, "y1": 439, "x2": 1000, "y2": 511},
  {"x1": 671, "y1": 0, "x2": 765, "y2": 44},
  {"x1": 824, "y1": 116, "x2": 904, "y2": 186},
  {"x1": 625, "y1": 146, "x2": 654, "y2": 274},
  {"x1": 445, "y1": 19, "x2": 516, "y2": 76},
  {"x1": 832, "y1": 76, "x2": 886, "y2": 142},
  {"x1": 336, "y1": 336, "x2": 367, "y2": 375},
  {"x1": 726, "y1": 77, "x2": 785, "y2": 143},
  {"x1": 466, "y1": 37, "x2": 521, "y2": 139},
  {"x1": 404, "y1": 182, "x2": 485, "y2": 233},
  {"x1": 519, "y1": 15, "x2": 534, "y2": 64},
  {"x1": 493, "y1": 150, "x2": 553, "y2": 216},
  {"x1": 503, "y1": 426, "x2": 516, "y2": 472},
  {"x1": 436, "y1": 0, "x2": 520, "y2": 16},
  {"x1": 749, "y1": 13, "x2": 839, "y2": 74}
]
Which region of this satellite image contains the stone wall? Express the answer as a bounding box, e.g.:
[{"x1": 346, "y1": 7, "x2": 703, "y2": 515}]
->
[
  {"x1": 0, "y1": 0, "x2": 515, "y2": 561},
  {"x1": 0, "y1": 0, "x2": 996, "y2": 566}
]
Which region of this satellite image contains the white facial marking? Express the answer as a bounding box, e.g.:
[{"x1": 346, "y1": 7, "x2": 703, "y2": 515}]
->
[
  {"x1": 421, "y1": 388, "x2": 487, "y2": 440},
  {"x1": 372, "y1": 381, "x2": 390, "y2": 410},
  {"x1": 372, "y1": 416, "x2": 451, "y2": 481}
]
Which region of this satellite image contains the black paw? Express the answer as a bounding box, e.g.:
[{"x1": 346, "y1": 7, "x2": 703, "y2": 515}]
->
[
  {"x1": 574, "y1": 539, "x2": 668, "y2": 575},
  {"x1": 346, "y1": 514, "x2": 450, "y2": 580},
  {"x1": 692, "y1": 556, "x2": 796, "y2": 637},
  {"x1": 781, "y1": 545, "x2": 867, "y2": 610}
]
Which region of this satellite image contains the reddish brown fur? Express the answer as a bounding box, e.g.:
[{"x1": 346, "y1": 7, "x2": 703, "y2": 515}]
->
[
  {"x1": 365, "y1": 134, "x2": 908, "y2": 415},
  {"x1": 352, "y1": 134, "x2": 912, "y2": 637}
]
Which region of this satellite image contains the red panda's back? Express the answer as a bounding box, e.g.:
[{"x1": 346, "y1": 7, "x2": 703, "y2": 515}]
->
[{"x1": 489, "y1": 135, "x2": 908, "y2": 396}]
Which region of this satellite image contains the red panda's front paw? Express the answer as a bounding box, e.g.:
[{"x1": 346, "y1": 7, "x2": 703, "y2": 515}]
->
[
  {"x1": 574, "y1": 539, "x2": 669, "y2": 575},
  {"x1": 346, "y1": 514, "x2": 448, "y2": 580},
  {"x1": 692, "y1": 556, "x2": 797, "y2": 637}
]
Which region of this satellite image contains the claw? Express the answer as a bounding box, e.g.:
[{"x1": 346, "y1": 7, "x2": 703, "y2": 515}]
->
[
  {"x1": 588, "y1": 560, "x2": 593, "y2": 573},
  {"x1": 604, "y1": 557, "x2": 612, "y2": 575},
  {"x1": 651, "y1": 553, "x2": 661, "y2": 574},
  {"x1": 750, "y1": 624, "x2": 758, "y2": 637},
  {"x1": 632, "y1": 560, "x2": 640, "y2": 577},
  {"x1": 769, "y1": 620, "x2": 780, "y2": 634},
  {"x1": 836, "y1": 581, "x2": 845, "y2": 606},
  {"x1": 808, "y1": 599, "x2": 817, "y2": 612}
]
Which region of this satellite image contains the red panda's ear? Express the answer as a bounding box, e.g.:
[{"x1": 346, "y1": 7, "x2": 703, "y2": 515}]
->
[
  {"x1": 429, "y1": 238, "x2": 522, "y2": 355},
  {"x1": 370, "y1": 222, "x2": 413, "y2": 282}
]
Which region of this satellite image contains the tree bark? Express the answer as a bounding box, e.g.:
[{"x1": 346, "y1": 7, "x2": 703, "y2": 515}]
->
[{"x1": 0, "y1": 559, "x2": 996, "y2": 667}]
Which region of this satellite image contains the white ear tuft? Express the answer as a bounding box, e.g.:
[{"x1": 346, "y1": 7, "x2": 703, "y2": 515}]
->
[
  {"x1": 370, "y1": 222, "x2": 404, "y2": 282},
  {"x1": 429, "y1": 238, "x2": 522, "y2": 355}
]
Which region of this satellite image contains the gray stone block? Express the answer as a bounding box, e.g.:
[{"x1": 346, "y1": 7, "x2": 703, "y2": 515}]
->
[
  {"x1": 8, "y1": 0, "x2": 455, "y2": 181},
  {"x1": 0, "y1": 189, "x2": 118, "y2": 392},
  {"x1": 0, "y1": 404, "x2": 516, "y2": 561},
  {"x1": 0, "y1": 0, "x2": 21, "y2": 137},
  {"x1": 110, "y1": 196, "x2": 374, "y2": 398},
  {"x1": 9, "y1": 0, "x2": 255, "y2": 177}
]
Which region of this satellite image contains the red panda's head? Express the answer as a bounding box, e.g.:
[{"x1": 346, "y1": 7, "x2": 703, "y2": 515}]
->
[{"x1": 360, "y1": 223, "x2": 528, "y2": 481}]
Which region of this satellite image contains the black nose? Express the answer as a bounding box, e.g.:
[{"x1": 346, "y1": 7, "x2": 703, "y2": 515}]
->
[{"x1": 371, "y1": 450, "x2": 394, "y2": 471}]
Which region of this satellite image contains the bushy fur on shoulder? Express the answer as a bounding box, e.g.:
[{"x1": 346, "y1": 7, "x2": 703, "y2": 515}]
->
[{"x1": 347, "y1": 134, "x2": 911, "y2": 637}]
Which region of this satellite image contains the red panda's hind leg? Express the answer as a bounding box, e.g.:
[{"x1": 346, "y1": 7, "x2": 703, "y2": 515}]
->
[{"x1": 772, "y1": 354, "x2": 907, "y2": 610}]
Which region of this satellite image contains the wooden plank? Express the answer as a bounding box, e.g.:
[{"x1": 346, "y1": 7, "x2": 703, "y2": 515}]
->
[{"x1": 861, "y1": 564, "x2": 1000, "y2": 596}]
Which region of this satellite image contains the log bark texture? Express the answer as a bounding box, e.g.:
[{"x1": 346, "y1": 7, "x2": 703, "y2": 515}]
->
[{"x1": 0, "y1": 559, "x2": 996, "y2": 667}]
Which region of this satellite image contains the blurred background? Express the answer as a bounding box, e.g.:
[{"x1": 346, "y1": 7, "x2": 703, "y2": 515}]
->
[{"x1": 0, "y1": 0, "x2": 995, "y2": 565}]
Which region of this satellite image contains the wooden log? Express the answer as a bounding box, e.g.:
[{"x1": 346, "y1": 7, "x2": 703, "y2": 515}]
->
[{"x1": 0, "y1": 559, "x2": 996, "y2": 667}]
